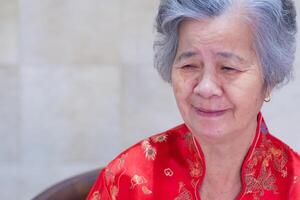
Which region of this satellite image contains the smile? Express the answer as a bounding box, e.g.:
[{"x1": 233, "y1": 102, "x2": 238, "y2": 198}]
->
[{"x1": 192, "y1": 106, "x2": 228, "y2": 117}]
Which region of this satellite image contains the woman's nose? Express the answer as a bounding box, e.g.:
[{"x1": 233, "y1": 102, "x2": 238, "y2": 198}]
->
[{"x1": 193, "y1": 72, "x2": 223, "y2": 98}]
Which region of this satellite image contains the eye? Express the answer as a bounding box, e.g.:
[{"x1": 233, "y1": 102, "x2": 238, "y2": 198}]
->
[
  {"x1": 221, "y1": 66, "x2": 236, "y2": 71},
  {"x1": 181, "y1": 65, "x2": 197, "y2": 69}
]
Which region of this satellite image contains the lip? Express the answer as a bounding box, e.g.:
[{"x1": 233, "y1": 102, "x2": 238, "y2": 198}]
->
[{"x1": 192, "y1": 106, "x2": 228, "y2": 117}]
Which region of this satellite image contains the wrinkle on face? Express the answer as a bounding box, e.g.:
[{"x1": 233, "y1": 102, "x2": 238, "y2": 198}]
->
[{"x1": 171, "y1": 13, "x2": 267, "y2": 139}]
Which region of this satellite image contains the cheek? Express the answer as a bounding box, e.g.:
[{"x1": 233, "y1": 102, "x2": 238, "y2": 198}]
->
[
  {"x1": 225, "y1": 78, "x2": 265, "y2": 111},
  {"x1": 172, "y1": 75, "x2": 196, "y2": 101},
  {"x1": 172, "y1": 72, "x2": 197, "y2": 112},
  {"x1": 172, "y1": 71, "x2": 185, "y2": 96}
]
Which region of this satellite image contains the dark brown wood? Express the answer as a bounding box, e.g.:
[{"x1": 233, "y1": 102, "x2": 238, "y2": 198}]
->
[{"x1": 32, "y1": 168, "x2": 101, "y2": 200}]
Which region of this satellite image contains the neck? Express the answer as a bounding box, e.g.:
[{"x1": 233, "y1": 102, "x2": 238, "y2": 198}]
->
[
  {"x1": 196, "y1": 120, "x2": 258, "y2": 200},
  {"x1": 196, "y1": 119, "x2": 258, "y2": 167}
]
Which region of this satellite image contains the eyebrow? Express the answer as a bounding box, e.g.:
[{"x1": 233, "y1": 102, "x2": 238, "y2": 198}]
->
[
  {"x1": 174, "y1": 50, "x2": 247, "y2": 64},
  {"x1": 216, "y1": 52, "x2": 246, "y2": 63},
  {"x1": 175, "y1": 51, "x2": 198, "y2": 64}
]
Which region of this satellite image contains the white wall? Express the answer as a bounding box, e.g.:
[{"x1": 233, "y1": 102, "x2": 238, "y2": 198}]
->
[{"x1": 0, "y1": 0, "x2": 299, "y2": 199}]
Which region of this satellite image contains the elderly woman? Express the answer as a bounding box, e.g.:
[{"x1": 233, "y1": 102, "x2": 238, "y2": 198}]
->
[{"x1": 87, "y1": 0, "x2": 299, "y2": 199}]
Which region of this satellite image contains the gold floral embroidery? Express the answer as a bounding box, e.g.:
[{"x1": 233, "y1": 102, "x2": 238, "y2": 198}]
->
[
  {"x1": 190, "y1": 178, "x2": 199, "y2": 190},
  {"x1": 187, "y1": 158, "x2": 203, "y2": 178},
  {"x1": 105, "y1": 168, "x2": 115, "y2": 183},
  {"x1": 110, "y1": 185, "x2": 118, "y2": 200},
  {"x1": 142, "y1": 139, "x2": 157, "y2": 160},
  {"x1": 142, "y1": 186, "x2": 153, "y2": 195},
  {"x1": 117, "y1": 153, "x2": 127, "y2": 169},
  {"x1": 104, "y1": 169, "x2": 119, "y2": 199},
  {"x1": 104, "y1": 153, "x2": 128, "y2": 200},
  {"x1": 130, "y1": 174, "x2": 153, "y2": 195},
  {"x1": 245, "y1": 166, "x2": 277, "y2": 199},
  {"x1": 174, "y1": 182, "x2": 193, "y2": 200},
  {"x1": 178, "y1": 182, "x2": 185, "y2": 193},
  {"x1": 294, "y1": 176, "x2": 299, "y2": 184},
  {"x1": 151, "y1": 133, "x2": 168, "y2": 143},
  {"x1": 130, "y1": 174, "x2": 147, "y2": 189},
  {"x1": 183, "y1": 132, "x2": 204, "y2": 180},
  {"x1": 184, "y1": 132, "x2": 195, "y2": 152},
  {"x1": 244, "y1": 134, "x2": 288, "y2": 199},
  {"x1": 91, "y1": 191, "x2": 101, "y2": 200}
]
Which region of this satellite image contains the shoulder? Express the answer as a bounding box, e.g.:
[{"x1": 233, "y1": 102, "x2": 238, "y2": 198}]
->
[
  {"x1": 265, "y1": 133, "x2": 300, "y2": 196},
  {"x1": 102, "y1": 123, "x2": 188, "y2": 186},
  {"x1": 265, "y1": 133, "x2": 300, "y2": 164},
  {"x1": 88, "y1": 124, "x2": 197, "y2": 199},
  {"x1": 105, "y1": 123, "x2": 187, "y2": 170}
]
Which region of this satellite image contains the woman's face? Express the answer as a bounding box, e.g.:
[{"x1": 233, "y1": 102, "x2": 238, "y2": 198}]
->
[{"x1": 171, "y1": 16, "x2": 267, "y2": 139}]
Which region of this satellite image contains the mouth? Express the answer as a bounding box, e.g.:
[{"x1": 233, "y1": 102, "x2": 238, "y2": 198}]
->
[{"x1": 192, "y1": 106, "x2": 228, "y2": 117}]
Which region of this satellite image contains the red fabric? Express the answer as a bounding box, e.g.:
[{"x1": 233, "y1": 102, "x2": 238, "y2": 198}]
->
[{"x1": 86, "y1": 113, "x2": 300, "y2": 200}]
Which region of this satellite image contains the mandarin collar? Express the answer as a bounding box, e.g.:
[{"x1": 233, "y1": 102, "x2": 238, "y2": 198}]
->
[{"x1": 187, "y1": 112, "x2": 286, "y2": 199}]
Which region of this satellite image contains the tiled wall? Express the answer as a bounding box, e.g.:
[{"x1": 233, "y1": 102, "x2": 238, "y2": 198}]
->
[{"x1": 0, "y1": 0, "x2": 299, "y2": 199}]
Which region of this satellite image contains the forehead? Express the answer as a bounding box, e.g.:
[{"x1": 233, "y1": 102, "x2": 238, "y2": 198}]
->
[{"x1": 176, "y1": 14, "x2": 254, "y2": 58}]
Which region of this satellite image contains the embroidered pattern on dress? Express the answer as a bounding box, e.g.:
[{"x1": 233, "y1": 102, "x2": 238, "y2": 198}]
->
[
  {"x1": 184, "y1": 132, "x2": 195, "y2": 152},
  {"x1": 110, "y1": 186, "x2": 118, "y2": 200},
  {"x1": 187, "y1": 158, "x2": 202, "y2": 178},
  {"x1": 142, "y1": 186, "x2": 153, "y2": 195},
  {"x1": 91, "y1": 191, "x2": 101, "y2": 200},
  {"x1": 130, "y1": 174, "x2": 152, "y2": 195},
  {"x1": 174, "y1": 182, "x2": 193, "y2": 200},
  {"x1": 183, "y1": 131, "x2": 204, "y2": 198},
  {"x1": 184, "y1": 132, "x2": 203, "y2": 179},
  {"x1": 244, "y1": 134, "x2": 288, "y2": 200},
  {"x1": 190, "y1": 178, "x2": 199, "y2": 191},
  {"x1": 164, "y1": 168, "x2": 174, "y2": 177},
  {"x1": 117, "y1": 153, "x2": 127, "y2": 169},
  {"x1": 130, "y1": 175, "x2": 147, "y2": 189},
  {"x1": 104, "y1": 153, "x2": 128, "y2": 200},
  {"x1": 105, "y1": 169, "x2": 115, "y2": 183},
  {"x1": 181, "y1": 131, "x2": 204, "y2": 199},
  {"x1": 151, "y1": 133, "x2": 168, "y2": 143},
  {"x1": 142, "y1": 139, "x2": 157, "y2": 160},
  {"x1": 105, "y1": 168, "x2": 120, "y2": 200}
]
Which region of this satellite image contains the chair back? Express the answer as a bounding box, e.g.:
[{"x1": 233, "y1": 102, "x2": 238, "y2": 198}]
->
[{"x1": 32, "y1": 168, "x2": 101, "y2": 200}]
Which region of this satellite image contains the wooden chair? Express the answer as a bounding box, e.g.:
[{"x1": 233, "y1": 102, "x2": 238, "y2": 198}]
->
[{"x1": 32, "y1": 168, "x2": 101, "y2": 200}]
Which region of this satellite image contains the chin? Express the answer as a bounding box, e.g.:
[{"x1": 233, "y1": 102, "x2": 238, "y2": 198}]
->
[
  {"x1": 197, "y1": 126, "x2": 226, "y2": 138},
  {"x1": 187, "y1": 118, "x2": 231, "y2": 139}
]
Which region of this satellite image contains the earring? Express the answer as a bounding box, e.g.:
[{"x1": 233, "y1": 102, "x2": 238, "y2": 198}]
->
[{"x1": 264, "y1": 95, "x2": 271, "y2": 102}]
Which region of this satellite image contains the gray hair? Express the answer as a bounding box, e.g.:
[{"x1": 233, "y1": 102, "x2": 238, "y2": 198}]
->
[{"x1": 153, "y1": 0, "x2": 297, "y2": 89}]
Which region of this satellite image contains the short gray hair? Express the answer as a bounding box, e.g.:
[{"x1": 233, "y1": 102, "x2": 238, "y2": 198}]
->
[{"x1": 153, "y1": 0, "x2": 297, "y2": 88}]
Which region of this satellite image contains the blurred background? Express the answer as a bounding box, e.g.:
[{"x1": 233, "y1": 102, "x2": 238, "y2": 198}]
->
[{"x1": 0, "y1": 0, "x2": 299, "y2": 199}]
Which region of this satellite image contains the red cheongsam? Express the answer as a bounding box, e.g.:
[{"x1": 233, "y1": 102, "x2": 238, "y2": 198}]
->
[{"x1": 87, "y1": 113, "x2": 300, "y2": 200}]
